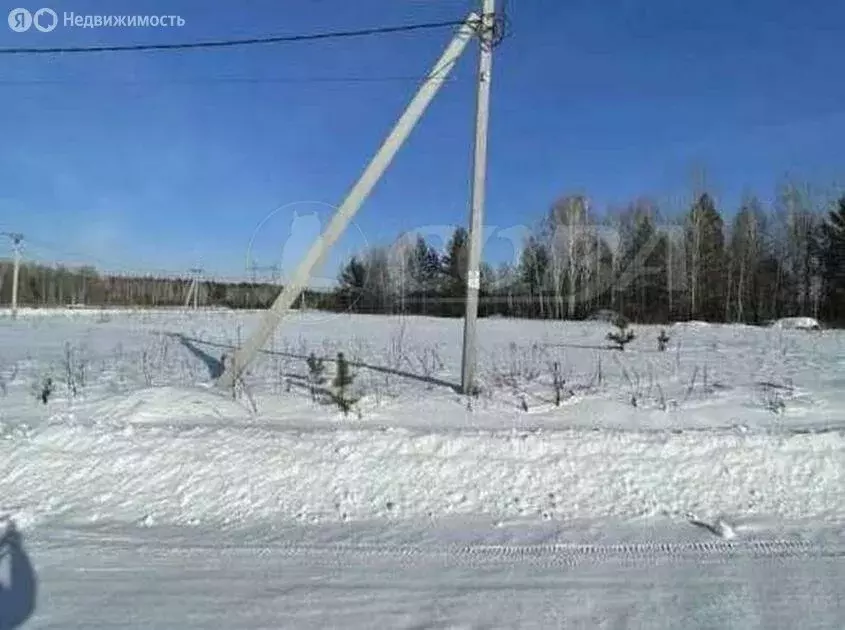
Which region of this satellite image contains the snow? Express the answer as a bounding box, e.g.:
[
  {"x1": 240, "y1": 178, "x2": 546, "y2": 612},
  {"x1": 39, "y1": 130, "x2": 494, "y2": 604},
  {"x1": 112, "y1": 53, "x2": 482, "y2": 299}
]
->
[
  {"x1": 771, "y1": 316, "x2": 822, "y2": 330},
  {"x1": 21, "y1": 524, "x2": 845, "y2": 630},
  {"x1": 1, "y1": 308, "x2": 844, "y2": 627},
  {"x1": 6, "y1": 412, "x2": 844, "y2": 531}
]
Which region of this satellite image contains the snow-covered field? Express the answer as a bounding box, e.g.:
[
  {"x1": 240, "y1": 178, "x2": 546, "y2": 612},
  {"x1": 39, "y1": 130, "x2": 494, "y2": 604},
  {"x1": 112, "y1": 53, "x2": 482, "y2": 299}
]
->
[{"x1": 1, "y1": 307, "x2": 844, "y2": 628}]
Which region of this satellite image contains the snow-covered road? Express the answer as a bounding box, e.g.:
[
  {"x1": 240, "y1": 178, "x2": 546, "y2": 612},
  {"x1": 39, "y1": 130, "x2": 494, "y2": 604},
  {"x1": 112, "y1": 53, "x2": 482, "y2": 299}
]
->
[{"x1": 19, "y1": 526, "x2": 845, "y2": 629}]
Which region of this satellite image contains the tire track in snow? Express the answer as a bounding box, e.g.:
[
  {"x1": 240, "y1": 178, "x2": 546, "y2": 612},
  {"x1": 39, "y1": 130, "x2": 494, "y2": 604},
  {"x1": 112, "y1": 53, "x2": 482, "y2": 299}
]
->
[{"x1": 124, "y1": 538, "x2": 844, "y2": 570}]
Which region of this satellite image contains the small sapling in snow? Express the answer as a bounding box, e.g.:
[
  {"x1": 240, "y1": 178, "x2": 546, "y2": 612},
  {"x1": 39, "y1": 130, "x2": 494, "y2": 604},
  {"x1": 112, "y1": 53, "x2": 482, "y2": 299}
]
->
[
  {"x1": 332, "y1": 352, "x2": 359, "y2": 416},
  {"x1": 40, "y1": 377, "x2": 53, "y2": 404},
  {"x1": 549, "y1": 360, "x2": 570, "y2": 406},
  {"x1": 306, "y1": 352, "x2": 327, "y2": 402},
  {"x1": 657, "y1": 329, "x2": 670, "y2": 352},
  {"x1": 607, "y1": 317, "x2": 635, "y2": 351}
]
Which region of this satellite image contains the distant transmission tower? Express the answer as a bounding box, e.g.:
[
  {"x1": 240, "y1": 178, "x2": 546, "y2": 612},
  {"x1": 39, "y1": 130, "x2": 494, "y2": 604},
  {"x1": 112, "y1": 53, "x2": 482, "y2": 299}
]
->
[
  {"x1": 249, "y1": 262, "x2": 280, "y2": 284},
  {"x1": 184, "y1": 267, "x2": 203, "y2": 309}
]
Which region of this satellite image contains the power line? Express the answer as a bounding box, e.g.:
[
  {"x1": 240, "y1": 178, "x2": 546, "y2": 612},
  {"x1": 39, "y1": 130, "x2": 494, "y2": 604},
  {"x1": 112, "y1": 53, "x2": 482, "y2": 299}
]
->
[
  {"x1": 21, "y1": 238, "x2": 195, "y2": 279},
  {"x1": 0, "y1": 73, "x2": 462, "y2": 86},
  {"x1": 0, "y1": 19, "x2": 466, "y2": 56},
  {"x1": 0, "y1": 43, "x2": 470, "y2": 92}
]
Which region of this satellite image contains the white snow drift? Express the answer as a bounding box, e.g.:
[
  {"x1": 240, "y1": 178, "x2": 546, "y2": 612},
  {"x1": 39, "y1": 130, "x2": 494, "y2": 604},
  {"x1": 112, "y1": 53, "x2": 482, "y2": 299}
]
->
[
  {"x1": 0, "y1": 309, "x2": 843, "y2": 532},
  {"x1": 2, "y1": 308, "x2": 844, "y2": 628},
  {"x1": 3, "y1": 400, "x2": 843, "y2": 530}
]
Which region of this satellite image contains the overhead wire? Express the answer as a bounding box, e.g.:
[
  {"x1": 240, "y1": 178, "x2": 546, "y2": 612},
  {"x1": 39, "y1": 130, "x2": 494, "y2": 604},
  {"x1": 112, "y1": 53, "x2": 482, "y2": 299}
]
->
[
  {"x1": 0, "y1": 18, "x2": 467, "y2": 55},
  {"x1": 19, "y1": 238, "x2": 190, "y2": 279},
  {"x1": 1, "y1": 7, "x2": 506, "y2": 281},
  {"x1": 0, "y1": 74, "x2": 459, "y2": 86},
  {"x1": 0, "y1": 15, "x2": 476, "y2": 89}
]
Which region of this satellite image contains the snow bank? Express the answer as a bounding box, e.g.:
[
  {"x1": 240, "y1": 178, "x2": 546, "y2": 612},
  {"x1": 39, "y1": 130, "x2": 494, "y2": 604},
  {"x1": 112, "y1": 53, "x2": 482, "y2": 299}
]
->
[
  {"x1": 0, "y1": 306, "x2": 236, "y2": 319},
  {"x1": 91, "y1": 387, "x2": 253, "y2": 427},
  {"x1": 3, "y1": 418, "x2": 843, "y2": 530},
  {"x1": 771, "y1": 317, "x2": 821, "y2": 330},
  {"x1": 672, "y1": 320, "x2": 713, "y2": 328},
  {"x1": 1, "y1": 310, "x2": 844, "y2": 535}
]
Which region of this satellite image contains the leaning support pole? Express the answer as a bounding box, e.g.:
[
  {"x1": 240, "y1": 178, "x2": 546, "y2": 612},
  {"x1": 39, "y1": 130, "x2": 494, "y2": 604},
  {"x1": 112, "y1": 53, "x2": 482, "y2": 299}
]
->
[
  {"x1": 216, "y1": 14, "x2": 480, "y2": 390},
  {"x1": 460, "y1": 0, "x2": 495, "y2": 394}
]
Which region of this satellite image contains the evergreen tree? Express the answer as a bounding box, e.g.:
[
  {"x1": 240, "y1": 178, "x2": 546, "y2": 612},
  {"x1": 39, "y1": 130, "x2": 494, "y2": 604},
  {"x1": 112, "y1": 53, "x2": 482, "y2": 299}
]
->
[
  {"x1": 337, "y1": 256, "x2": 367, "y2": 311},
  {"x1": 775, "y1": 181, "x2": 824, "y2": 317},
  {"x1": 339, "y1": 256, "x2": 367, "y2": 289},
  {"x1": 332, "y1": 352, "x2": 358, "y2": 416},
  {"x1": 821, "y1": 195, "x2": 845, "y2": 322},
  {"x1": 411, "y1": 235, "x2": 441, "y2": 288},
  {"x1": 685, "y1": 193, "x2": 726, "y2": 321},
  {"x1": 519, "y1": 237, "x2": 550, "y2": 318},
  {"x1": 442, "y1": 227, "x2": 469, "y2": 315},
  {"x1": 362, "y1": 247, "x2": 391, "y2": 313},
  {"x1": 478, "y1": 261, "x2": 495, "y2": 316},
  {"x1": 619, "y1": 200, "x2": 668, "y2": 322},
  {"x1": 409, "y1": 235, "x2": 441, "y2": 314}
]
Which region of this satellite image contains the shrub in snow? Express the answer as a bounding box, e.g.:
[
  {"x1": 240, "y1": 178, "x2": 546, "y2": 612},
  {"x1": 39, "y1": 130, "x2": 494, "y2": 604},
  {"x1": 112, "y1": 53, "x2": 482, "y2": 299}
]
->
[
  {"x1": 40, "y1": 377, "x2": 53, "y2": 404},
  {"x1": 306, "y1": 352, "x2": 326, "y2": 402},
  {"x1": 39, "y1": 376, "x2": 53, "y2": 405},
  {"x1": 332, "y1": 352, "x2": 359, "y2": 416},
  {"x1": 758, "y1": 382, "x2": 788, "y2": 415},
  {"x1": 414, "y1": 347, "x2": 443, "y2": 389},
  {"x1": 549, "y1": 360, "x2": 570, "y2": 406},
  {"x1": 657, "y1": 329, "x2": 670, "y2": 352},
  {"x1": 0, "y1": 362, "x2": 18, "y2": 397},
  {"x1": 62, "y1": 341, "x2": 88, "y2": 398},
  {"x1": 607, "y1": 317, "x2": 635, "y2": 350}
]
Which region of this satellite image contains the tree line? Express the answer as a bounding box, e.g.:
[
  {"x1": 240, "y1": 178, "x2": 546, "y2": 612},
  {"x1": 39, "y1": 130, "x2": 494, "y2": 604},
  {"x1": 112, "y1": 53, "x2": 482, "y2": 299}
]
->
[
  {"x1": 0, "y1": 263, "x2": 330, "y2": 311},
  {"x1": 2, "y1": 185, "x2": 844, "y2": 326},
  {"x1": 334, "y1": 186, "x2": 845, "y2": 326}
]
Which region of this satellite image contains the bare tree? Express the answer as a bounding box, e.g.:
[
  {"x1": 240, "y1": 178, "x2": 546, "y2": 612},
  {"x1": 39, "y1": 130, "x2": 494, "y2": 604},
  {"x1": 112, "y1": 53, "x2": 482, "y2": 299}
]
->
[
  {"x1": 386, "y1": 232, "x2": 416, "y2": 313},
  {"x1": 545, "y1": 194, "x2": 596, "y2": 319},
  {"x1": 729, "y1": 196, "x2": 765, "y2": 322}
]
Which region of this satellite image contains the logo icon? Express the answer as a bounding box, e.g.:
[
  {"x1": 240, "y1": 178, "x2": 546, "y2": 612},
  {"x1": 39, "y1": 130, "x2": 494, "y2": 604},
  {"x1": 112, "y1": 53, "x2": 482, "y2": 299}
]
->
[
  {"x1": 33, "y1": 7, "x2": 56, "y2": 32},
  {"x1": 7, "y1": 8, "x2": 32, "y2": 32},
  {"x1": 7, "y1": 7, "x2": 56, "y2": 32}
]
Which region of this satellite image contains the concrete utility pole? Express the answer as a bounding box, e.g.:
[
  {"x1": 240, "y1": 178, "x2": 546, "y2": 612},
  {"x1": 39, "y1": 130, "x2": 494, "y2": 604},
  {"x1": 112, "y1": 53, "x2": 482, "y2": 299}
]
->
[
  {"x1": 2, "y1": 232, "x2": 23, "y2": 319},
  {"x1": 216, "y1": 12, "x2": 481, "y2": 390},
  {"x1": 460, "y1": 0, "x2": 496, "y2": 394}
]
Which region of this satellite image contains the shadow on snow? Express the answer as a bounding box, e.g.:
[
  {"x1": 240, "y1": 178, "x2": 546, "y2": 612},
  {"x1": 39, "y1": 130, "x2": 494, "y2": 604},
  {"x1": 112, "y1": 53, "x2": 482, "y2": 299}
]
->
[
  {"x1": 0, "y1": 520, "x2": 37, "y2": 629},
  {"x1": 169, "y1": 333, "x2": 460, "y2": 392}
]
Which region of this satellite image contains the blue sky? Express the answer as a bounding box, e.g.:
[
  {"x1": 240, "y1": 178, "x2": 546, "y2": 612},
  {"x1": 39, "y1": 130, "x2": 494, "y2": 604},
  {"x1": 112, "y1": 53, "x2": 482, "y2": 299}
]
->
[{"x1": 1, "y1": 0, "x2": 844, "y2": 285}]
